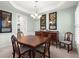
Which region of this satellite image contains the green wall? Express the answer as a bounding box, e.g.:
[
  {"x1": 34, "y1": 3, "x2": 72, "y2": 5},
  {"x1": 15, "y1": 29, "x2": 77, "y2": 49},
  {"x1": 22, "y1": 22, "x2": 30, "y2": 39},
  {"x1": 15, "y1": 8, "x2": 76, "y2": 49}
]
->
[
  {"x1": 57, "y1": 6, "x2": 76, "y2": 48},
  {"x1": 75, "y1": 2, "x2": 79, "y2": 54}
]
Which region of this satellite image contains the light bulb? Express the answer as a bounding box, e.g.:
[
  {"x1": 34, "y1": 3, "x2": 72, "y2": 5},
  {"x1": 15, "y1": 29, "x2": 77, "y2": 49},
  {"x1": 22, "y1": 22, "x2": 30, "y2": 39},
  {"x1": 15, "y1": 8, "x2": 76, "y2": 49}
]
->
[
  {"x1": 35, "y1": 13, "x2": 38, "y2": 17},
  {"x1": 31, "y1": 14, "x2": 35, "y2": 19},
  {"x1": 8, "y1": 21, "x2": 11, "y2": 23},
  {"x1": 38, "y1": 15, "x2": 41, "y2": 19},
  {"x1": 50, "y1": 21, "x2": 52, "y2": 24}
]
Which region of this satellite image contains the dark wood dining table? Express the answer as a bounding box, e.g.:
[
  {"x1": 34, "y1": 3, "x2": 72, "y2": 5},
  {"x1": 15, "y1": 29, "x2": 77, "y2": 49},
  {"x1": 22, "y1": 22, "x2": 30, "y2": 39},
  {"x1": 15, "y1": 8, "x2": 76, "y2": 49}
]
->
[{"x1": 17, "y1": 35, "x2": 47, "y2": 58}]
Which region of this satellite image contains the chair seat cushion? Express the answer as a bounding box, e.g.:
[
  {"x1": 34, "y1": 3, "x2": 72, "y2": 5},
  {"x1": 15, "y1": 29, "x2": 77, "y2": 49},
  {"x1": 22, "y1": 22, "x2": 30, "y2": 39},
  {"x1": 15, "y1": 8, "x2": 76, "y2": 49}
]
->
[
  {"x1": 20, "y1": 46, "x2": 30, "y2": 53},
  {"x1": 60, "y1": 41, "x2": 71, "y2": 44},
  {"x1": 15, "y1": 45, "x2": 30, "y2": 54},
  {"x1": 36, "y1": 46, "x2": 45, "y2": 52}
]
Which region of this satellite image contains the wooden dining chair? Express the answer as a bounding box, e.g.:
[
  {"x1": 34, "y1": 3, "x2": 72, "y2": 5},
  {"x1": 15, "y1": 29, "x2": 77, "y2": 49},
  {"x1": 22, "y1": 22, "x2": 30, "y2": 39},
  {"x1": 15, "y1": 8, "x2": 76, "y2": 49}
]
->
[
  {"x1": 11, "y1": 35, "x2": 31, "y2": 58},
  {"x1": 59, "y1": 32, "x2": 73, "y2": 53},
  {"x1": 36, "y1": 34, "x2": 51, "y2": 58}
]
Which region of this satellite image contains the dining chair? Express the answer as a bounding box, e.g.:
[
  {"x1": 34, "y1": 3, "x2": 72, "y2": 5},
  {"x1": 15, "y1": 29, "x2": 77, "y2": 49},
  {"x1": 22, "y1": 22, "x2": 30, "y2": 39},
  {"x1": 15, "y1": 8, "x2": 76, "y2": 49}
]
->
[
  {"x1": 36, "y1": 34, "x2": 51, "y2": 58},
  {"x1": 59, "y1": 32, "x2": 73, "y2": 53},
  {"x1": 17, "y1": 31, "x2": 24, "y2": 39},
  {"x1": 11, "y1": 35, "x2": 31, "y2": 58}
]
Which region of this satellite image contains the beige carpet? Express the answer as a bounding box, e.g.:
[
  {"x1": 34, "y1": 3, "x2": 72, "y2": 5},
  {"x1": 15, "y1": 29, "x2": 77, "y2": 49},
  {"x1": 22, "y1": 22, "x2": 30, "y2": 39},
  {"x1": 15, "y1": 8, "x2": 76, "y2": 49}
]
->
[
  {"x1": 0, "y1": 45, "x2": 79, "y2": 58},
  {"x1": 50, "y1": 46, "x2": 79, "y2": 58}
]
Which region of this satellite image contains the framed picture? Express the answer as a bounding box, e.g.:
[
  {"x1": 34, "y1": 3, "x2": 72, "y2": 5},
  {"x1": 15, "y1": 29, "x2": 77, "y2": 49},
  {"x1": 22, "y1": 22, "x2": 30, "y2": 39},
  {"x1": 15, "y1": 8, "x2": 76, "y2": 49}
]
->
[
  {"x1": 40, "y1": 14, "x2": 46, "y2": 30},
  {"x1": 0, "y1": 10, "x2": 12, "y2": 33},
  {"x1": 49, "y1": 12, "x2": 57, "y2": 30}
]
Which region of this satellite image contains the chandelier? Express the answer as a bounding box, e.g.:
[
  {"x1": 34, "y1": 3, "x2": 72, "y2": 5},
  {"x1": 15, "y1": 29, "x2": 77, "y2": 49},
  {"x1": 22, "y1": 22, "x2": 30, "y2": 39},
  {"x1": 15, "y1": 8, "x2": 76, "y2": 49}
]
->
[{"x1": 31, "y1": 1, "x2": 41, "y2": 19}]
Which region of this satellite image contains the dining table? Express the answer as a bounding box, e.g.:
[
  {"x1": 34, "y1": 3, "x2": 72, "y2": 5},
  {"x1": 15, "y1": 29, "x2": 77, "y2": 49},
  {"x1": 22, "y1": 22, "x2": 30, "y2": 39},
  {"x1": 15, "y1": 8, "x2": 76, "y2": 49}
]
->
[{"x1": 17, "y1": 35, "x2": 48, "y2": 58}]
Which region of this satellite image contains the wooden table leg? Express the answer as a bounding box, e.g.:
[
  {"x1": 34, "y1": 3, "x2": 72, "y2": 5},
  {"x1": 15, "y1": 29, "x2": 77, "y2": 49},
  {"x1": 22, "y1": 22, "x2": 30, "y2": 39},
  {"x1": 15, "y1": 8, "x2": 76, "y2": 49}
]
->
[
  {"x1": 32, "y1": 49, "x2": 36, "y2": 58},
  {"x1": 29, "y1": 49, "x2": 31, "y2": 58}
]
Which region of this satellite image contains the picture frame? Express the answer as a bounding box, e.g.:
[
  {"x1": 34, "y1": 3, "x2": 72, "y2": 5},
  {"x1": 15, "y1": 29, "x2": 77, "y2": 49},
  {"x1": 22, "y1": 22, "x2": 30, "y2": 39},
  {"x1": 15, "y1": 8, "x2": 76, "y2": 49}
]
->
[
  {"x1": 49, "y1": 12, "x2": 57, "y2": 30},
  {"x1": 40, "y1": 14, "x2": 46, "y2": 30},
  {"x1": 0, "y1": 10, "x2": 12, "y2": 33}
]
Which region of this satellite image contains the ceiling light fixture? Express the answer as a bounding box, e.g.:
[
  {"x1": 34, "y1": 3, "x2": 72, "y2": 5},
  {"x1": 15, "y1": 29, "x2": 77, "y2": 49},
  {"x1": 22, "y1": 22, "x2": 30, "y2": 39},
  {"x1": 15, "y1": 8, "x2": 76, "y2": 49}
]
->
[{"x1": 31, "y1": 1, "x2": 41, "y2": 19}]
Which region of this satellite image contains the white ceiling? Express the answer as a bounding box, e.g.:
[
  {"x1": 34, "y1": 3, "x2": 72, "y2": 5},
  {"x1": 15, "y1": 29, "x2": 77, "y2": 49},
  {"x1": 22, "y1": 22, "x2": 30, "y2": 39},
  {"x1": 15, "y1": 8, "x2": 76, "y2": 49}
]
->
[{"x1": 9, "y1": 1, "x2": 78, "y2": 14}]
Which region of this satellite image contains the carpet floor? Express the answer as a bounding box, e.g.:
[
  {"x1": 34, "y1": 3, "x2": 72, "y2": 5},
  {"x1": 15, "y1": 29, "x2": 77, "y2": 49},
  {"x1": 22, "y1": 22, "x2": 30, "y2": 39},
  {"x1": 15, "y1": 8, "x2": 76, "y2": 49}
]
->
[{"x1": 0, "y1": 45, "x2": 79, "y2": 58}]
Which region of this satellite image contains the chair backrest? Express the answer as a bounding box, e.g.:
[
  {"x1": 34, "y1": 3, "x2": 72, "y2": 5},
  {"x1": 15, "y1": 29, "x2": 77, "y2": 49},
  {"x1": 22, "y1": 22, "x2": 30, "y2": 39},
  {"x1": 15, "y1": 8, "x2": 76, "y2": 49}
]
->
[
  {"x1": 11, "y1": 35, "x2": 20, "y2": 54},
  {"x1": 64, "y1": 32, "x2": 73, "y2": 41},
  {"x1": 17, "y1": 31, "x2": 24, "y2": 39}
]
